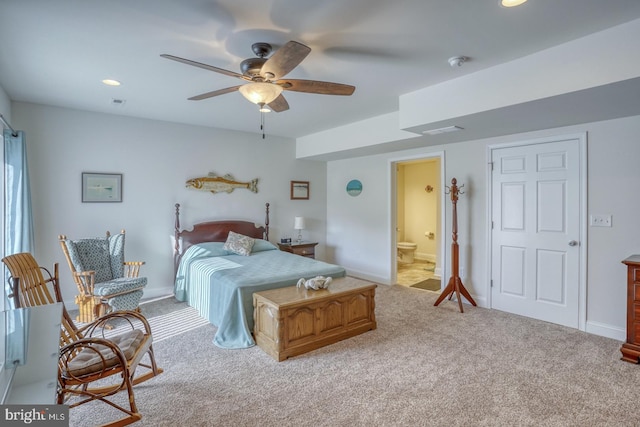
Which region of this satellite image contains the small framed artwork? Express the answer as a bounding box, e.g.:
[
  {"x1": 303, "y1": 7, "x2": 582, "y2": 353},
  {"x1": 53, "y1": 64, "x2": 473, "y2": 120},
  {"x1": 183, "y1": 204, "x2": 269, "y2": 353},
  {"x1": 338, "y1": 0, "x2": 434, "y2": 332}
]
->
[
  {"x1": 82, "y1": 172, "x2": 122, "y2": 203},
  {"x1": 290, "y1": 180, "x2": 310, "y2": 200},
  {"x1": 346, "y1": 179, "x2": 363, "y2": 197}
]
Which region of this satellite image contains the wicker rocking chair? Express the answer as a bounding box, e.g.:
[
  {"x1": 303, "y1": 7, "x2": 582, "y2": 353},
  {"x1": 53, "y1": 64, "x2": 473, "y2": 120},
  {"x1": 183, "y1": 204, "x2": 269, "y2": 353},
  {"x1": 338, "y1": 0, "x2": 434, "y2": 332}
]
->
[{"x1": 2, "y1": 252, "x2": 163, "y2": 427}]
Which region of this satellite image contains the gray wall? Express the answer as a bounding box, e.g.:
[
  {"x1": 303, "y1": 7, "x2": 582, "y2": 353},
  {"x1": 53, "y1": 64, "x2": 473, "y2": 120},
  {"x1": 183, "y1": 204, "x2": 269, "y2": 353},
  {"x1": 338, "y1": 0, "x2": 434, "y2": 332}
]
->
[
  {"x1": 326, "y1": 114, "x2": 640, "y2": 341},
  {"x1": 12, "y1": 102, "x2": 328, "y2": 304},
  {"x1": 8, "y1": 99, "x2": 640, "y2": 342}
]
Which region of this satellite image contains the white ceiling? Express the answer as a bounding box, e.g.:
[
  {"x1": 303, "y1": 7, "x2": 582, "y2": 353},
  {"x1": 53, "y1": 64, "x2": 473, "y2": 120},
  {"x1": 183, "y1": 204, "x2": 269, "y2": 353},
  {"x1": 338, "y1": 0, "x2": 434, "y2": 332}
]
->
[{"x1": 2, "y1": 0, "x2": 640, "y2": 140}]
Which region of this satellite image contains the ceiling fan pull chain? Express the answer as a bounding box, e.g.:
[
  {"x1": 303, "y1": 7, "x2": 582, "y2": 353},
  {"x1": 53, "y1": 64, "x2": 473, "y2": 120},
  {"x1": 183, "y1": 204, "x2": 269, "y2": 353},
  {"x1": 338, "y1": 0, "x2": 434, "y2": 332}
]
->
[{"x1": 261, "y1": 110, "x2": 265, "y2": 139}]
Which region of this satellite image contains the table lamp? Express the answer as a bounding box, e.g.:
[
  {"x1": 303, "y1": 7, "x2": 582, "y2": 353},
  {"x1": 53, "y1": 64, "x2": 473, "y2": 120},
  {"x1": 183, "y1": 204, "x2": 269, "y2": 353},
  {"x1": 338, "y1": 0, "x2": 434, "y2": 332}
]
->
[{"x1": 294, "y1": 216, "x2": 306, "y2": 243}]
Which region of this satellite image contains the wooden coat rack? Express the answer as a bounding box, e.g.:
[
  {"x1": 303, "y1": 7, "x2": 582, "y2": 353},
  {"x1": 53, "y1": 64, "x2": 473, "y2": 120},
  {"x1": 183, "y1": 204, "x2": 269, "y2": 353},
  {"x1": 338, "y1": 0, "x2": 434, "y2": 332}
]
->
[{"x1": 434, "y1": 178, "x2": 477, "y2": 313}]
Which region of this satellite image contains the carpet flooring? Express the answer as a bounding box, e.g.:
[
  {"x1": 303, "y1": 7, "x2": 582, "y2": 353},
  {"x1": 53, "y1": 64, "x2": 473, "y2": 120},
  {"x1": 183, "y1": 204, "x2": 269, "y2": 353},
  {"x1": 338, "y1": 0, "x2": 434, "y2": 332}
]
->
[
  {"x1": 67, "y1": 285, "x2": 640, "y2": 427},
  {"x1": 68, "y1": 296, "x2": 209, "y2": 343},
  {"x1": 410, "y1": 278, "x2": 441, "y2": 291}
]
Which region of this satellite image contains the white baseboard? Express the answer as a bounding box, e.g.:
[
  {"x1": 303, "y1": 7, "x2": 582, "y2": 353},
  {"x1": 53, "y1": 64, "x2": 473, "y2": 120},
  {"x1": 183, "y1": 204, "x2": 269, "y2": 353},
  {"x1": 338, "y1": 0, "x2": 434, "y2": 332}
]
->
[
  {"x1": 142, "y1": 286, "x2": 175, "y2": 301},
  {"x1": 585, "y1": 320, "x2": 625, "y2": 341},
  {"x1": 446, "y1": 294, "x2": 488, "y2": 309},
  {"x1": 345, "y1": 268, "x2": 392, "y2": 285}
]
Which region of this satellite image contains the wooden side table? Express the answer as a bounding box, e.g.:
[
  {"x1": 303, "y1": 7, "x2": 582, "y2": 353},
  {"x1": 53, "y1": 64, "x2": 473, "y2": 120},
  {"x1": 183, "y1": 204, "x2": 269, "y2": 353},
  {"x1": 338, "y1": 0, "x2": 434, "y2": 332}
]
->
[{"x1": 277, "y1": 242, "x2": 318, "y2": 259}]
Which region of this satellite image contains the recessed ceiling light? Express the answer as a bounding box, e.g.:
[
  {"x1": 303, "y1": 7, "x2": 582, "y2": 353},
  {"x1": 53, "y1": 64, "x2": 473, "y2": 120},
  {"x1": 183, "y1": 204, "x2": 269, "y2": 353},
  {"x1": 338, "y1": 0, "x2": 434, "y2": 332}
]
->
[
  {"x1": 102, "y1": 79, "x2": 121, "y2": 86},
  {"x1": 501, "y1": 0, "x2": 527, "y2": 7}
]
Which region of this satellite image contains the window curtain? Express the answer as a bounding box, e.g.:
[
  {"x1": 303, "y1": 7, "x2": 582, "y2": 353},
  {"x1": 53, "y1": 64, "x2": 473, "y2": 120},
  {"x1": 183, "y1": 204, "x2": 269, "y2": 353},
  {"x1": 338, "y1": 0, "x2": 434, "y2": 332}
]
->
[
  {"x1": 3, "y1": 129, "x2": 34, "y2": 309},
  {"x1": 3, "y1": 129, "x2": 34, "y2": 256}
]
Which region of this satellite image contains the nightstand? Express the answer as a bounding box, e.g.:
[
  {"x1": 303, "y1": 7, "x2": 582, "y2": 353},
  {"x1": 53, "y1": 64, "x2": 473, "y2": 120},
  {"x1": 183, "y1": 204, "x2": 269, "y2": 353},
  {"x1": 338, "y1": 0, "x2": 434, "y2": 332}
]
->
[{"x1": 277, "y1": 242, "x2": 318, "y2": 259}]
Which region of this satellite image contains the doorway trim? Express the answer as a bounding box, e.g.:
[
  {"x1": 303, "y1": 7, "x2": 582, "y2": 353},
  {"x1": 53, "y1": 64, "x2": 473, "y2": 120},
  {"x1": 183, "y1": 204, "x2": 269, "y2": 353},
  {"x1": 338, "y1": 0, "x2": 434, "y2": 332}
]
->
[
  {"x1": 388, "y1": 151, "x2": 446, "y2": 286},
  {"x1": 486, "y1": 132, "x2": 587, "y2": 331}
]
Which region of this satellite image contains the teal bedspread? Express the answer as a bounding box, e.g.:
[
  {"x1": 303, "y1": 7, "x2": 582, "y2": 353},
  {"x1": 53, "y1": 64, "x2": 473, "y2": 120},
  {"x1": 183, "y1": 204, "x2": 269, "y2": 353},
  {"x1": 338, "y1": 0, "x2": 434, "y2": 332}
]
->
[{"x1": 174, "y1": 241, "x2": 346, "y2": 349}]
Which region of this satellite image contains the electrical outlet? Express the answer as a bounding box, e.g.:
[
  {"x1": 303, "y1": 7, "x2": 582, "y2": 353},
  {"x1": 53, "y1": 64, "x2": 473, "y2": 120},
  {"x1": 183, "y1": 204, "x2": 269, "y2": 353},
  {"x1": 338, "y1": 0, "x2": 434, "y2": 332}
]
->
[{"x1": 590, "y1": 214, "x2": 612, "y2": 227}]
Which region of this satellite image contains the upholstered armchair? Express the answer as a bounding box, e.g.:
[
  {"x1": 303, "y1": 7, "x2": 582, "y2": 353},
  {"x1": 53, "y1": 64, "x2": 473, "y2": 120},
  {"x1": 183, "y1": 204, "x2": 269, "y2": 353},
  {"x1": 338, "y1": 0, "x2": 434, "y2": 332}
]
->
[{"x1": 59, "y1": 230, "x2": 147, "y2": 323}]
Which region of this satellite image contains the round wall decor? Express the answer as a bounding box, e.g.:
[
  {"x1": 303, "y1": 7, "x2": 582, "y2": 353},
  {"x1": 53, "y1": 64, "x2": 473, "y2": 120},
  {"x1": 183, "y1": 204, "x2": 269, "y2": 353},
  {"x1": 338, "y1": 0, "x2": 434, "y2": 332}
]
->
[{"x1": 346, "y1": 179, "x2": 363, "y2": 197}]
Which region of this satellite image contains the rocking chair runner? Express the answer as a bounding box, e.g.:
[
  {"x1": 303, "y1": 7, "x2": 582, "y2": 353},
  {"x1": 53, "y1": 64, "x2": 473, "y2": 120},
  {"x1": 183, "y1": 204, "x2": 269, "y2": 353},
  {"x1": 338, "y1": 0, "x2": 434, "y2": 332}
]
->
[
  {"x1": 2, "y1": 252, "x2": 163, "y2": 427},
  {"x1": 59, "y1": 230, "x2": 147, "y2": 323}
]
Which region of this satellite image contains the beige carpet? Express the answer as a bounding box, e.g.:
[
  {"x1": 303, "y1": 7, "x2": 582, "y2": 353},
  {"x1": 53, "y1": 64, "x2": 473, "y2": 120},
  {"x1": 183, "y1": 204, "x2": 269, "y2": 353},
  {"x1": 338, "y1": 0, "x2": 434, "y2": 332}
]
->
[{"x1": 68, "y1": 284, "x2": 639, "y2": 427}]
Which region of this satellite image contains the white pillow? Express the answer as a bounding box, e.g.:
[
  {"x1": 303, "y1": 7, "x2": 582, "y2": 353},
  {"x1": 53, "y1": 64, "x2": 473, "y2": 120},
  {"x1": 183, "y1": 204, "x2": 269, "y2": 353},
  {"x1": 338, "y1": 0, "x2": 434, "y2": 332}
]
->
[{"x1": 223, "y1": 231, "x2": 255, "y2": 256}]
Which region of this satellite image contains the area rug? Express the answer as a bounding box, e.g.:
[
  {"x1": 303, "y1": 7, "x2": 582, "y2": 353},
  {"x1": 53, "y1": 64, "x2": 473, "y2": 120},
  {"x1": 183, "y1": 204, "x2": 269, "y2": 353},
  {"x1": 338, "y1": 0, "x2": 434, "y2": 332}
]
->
[{"x1": 410, "y1": 278, "x2": 441, "y2": 291}]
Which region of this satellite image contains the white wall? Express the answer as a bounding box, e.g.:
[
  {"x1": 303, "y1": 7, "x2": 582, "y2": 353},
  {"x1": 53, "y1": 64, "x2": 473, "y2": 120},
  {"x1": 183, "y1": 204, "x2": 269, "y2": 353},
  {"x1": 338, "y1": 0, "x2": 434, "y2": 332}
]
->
[
  {"x1": 399, "y1": 18, "x2": 640, "y2": 132},
  {"x1": 0, "y1": 85, "x2": 10, "y2": 120},
  {"x1": 12, "y1": 102, "x2": 328, "y2": 305},
  {"x1": 327, "y1": 114, "x2": 640, "y2": 341},
  {"x1": 8, "y1": 99, "x2": 640, "y2": 342}
]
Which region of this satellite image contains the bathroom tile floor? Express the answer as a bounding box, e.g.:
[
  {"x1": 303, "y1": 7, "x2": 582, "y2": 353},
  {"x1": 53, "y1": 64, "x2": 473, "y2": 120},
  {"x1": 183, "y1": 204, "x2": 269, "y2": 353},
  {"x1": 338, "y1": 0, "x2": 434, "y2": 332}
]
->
[{"x1": 396, "y1": 260, "x2": 438, "y2": 287}]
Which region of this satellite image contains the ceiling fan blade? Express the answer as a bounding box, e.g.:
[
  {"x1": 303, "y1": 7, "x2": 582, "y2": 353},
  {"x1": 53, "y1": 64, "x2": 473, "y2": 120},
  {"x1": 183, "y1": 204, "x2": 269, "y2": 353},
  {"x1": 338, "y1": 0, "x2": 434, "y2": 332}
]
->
[
  {"x1": 278, "y1": 79, "x2": 355, "y2": 96},
  {"x1": 188, "y1": 85, "x2": 242, "y2": 101},
  {"x1": 161, "y1": 54, "x2": 247, "y2": 80},
  {"x1": 260, "y1": 41, "x2": 311, "y2": 80},
  {"x1": 267, "y1": 94, "x2": 289, "y2": 113}
]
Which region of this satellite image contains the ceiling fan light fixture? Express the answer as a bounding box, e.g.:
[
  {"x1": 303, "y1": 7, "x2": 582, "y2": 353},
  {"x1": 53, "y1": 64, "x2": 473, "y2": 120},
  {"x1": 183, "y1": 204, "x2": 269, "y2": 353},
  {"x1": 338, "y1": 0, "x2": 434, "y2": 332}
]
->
[{"x1": 239, "y1": 82, "x2": 283, "y2": 105}]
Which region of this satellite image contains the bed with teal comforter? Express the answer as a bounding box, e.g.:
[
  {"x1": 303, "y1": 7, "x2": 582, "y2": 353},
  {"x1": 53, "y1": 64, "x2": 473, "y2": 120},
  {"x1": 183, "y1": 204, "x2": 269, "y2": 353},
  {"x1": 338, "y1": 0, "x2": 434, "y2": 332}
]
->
[{"x1": 174, "y1": 240, "x2": 346, "y2": 349}]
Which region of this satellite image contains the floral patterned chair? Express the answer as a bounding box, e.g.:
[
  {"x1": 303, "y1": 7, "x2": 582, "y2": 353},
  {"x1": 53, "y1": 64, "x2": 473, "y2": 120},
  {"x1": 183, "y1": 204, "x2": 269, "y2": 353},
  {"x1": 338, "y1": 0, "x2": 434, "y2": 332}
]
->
[{"x1": 59, "y1": 230, "x2": 147, "y2": 323}]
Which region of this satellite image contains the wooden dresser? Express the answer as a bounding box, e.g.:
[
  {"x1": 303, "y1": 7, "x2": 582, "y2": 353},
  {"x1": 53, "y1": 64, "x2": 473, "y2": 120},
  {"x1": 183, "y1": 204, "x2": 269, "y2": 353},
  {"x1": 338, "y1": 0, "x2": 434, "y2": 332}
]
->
[
  {"x1": 621, "y1": 255, "x2": 640, "y2": 363},
  {"x1": 253, "y1": 277, "x2": 377, "y2": 361},
  {"x1": 277, "y1": 242, "x2": 318, "y2": 259}
]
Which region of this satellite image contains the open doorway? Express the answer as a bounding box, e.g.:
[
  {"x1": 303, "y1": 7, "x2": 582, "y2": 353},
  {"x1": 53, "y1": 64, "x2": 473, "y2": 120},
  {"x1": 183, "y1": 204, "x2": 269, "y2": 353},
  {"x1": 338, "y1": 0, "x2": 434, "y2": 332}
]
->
[{"x1": 391, "y1": 154, "x2": 444, "y2": 290}]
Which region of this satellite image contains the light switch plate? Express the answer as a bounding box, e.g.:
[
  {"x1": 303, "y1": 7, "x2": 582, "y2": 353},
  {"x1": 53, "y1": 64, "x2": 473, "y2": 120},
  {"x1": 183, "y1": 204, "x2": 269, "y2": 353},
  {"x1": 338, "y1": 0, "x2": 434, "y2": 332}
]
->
[{"x1": 590, "y1": 214, "x2": 612, "y2": 227}]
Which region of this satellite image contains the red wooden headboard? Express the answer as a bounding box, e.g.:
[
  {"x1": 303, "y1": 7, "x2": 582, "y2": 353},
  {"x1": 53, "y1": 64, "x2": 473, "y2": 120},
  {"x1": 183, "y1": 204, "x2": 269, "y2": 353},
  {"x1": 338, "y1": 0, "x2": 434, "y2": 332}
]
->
[{"x1": 173, "y1": 202, "x2": 270, "y2": 277}]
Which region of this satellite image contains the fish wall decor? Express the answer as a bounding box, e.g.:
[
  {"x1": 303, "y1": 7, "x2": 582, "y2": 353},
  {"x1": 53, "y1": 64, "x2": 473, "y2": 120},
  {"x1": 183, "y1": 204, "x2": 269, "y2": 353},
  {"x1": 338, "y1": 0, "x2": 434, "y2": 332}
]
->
[{"x1": 186, "y1": 173, "x2": 258, "y2": 194}]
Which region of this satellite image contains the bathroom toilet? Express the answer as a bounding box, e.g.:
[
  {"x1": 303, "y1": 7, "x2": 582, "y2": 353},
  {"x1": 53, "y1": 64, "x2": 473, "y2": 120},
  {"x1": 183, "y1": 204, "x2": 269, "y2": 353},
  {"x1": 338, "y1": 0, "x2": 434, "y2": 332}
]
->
[{"x1": 397, "y1": 241, "x2": 418, "y2": 263}]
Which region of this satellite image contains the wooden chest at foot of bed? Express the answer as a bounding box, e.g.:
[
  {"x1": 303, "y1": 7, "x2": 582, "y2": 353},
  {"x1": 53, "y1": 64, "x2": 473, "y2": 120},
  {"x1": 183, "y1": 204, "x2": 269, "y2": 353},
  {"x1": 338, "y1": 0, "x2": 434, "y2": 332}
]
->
[{"x1": 253, "y1": 277, "x2": 377, "y2": 361}]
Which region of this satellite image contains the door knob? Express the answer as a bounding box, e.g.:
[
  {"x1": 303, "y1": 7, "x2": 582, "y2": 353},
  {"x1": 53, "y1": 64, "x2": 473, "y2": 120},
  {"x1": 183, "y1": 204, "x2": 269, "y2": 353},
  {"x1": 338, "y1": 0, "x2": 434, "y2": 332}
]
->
[{"x1": 568, "y1": 240, "x2": 578, "y2": 246}]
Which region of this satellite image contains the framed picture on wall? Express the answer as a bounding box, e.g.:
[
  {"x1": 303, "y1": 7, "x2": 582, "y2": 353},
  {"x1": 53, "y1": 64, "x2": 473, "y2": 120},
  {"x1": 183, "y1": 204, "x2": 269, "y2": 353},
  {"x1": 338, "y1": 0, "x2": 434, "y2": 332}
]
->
[
  {"x1": 82, "y1": 172, "x2": 122, "y2": 202},
  {"x1": 290, "y1": 181, "x2": 309, "y2": 200}
]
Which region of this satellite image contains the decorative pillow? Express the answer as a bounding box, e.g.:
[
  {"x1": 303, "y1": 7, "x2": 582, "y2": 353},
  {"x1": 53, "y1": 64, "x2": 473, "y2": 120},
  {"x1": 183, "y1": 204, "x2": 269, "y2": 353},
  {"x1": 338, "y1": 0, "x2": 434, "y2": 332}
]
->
[
  {"x1": 223, "y1": 231, "x2": 255, "y2": 256},
  {"x1": 251, "y1": 239, "x2": 278, "y2": 253}
]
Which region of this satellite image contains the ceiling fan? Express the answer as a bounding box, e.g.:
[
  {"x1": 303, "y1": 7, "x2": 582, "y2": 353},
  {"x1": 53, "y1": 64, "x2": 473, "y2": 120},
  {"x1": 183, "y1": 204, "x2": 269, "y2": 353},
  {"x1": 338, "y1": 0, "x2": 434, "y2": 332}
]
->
[{"x1": 161, "y1": 41, "x2": 356, "y2": 113}]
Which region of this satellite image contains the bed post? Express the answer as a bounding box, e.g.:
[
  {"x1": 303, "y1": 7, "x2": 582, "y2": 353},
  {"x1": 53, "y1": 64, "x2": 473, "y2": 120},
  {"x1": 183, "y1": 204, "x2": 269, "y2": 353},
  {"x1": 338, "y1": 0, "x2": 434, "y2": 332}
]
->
[
  {"x1": 174, "y1": 203, "x2": 181, "y2": 276},
  {"x1": 265, "y1": 202, "x2": 270, "y2": 241}
]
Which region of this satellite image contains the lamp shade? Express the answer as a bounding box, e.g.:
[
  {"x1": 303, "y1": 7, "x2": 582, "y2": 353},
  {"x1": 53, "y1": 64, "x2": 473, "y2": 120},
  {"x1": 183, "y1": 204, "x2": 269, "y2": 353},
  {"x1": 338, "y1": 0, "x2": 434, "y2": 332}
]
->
[
  {"x1": 238, "y1": 82, "x2": 283, "y2": 105},
  {"x1": 294, "y1": 216, "x2": 306, "y2": 230}
]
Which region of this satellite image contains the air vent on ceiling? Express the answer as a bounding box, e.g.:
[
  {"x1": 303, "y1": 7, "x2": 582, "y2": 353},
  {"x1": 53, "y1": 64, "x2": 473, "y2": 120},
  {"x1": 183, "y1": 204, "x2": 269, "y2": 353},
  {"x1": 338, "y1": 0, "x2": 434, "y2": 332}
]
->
[
  {"x1": 110, "y1": 98, "x2": 126, "y2": 106},
  {"x1": 422, "y1": 125, "x2": 463, "y2": 135}
]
